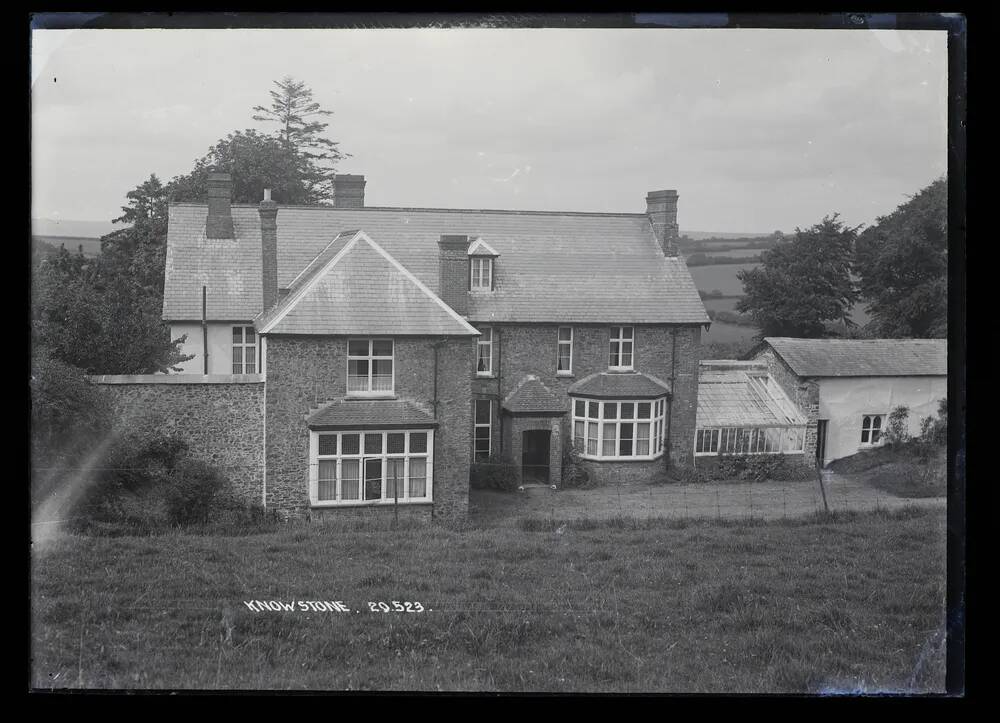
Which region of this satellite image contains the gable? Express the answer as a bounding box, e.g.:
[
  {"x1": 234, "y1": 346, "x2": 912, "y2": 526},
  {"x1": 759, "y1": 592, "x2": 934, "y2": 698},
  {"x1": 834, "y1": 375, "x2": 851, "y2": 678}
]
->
[{"x1": 257, "y1": 231, "x2": 479, "y2": 336}]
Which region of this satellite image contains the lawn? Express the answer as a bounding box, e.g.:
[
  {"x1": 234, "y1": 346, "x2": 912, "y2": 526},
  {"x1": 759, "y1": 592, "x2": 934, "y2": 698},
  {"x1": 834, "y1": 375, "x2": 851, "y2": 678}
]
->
[{"x1": 30, "y1": 508, "x2": 947, "y2": 693}]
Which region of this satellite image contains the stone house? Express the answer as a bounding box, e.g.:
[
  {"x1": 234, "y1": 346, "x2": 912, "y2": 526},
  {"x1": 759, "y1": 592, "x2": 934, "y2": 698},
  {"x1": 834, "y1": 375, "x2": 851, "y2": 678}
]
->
[
  {"x1": 103, "y1": 172, "x2": 709, "y2": 520},
  {"x1": 752, "y1": 337, "x2": 947, "y2": 466}
]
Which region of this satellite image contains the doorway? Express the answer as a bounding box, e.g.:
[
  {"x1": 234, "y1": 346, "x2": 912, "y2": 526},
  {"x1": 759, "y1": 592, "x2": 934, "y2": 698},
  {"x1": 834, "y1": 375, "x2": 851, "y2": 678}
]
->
[
  {"x1": 521, "y1": 430, "x2": 551, "y2": 484},
  {"x1": 816, "y1": 419, "x2": 828, "y2": 467}
]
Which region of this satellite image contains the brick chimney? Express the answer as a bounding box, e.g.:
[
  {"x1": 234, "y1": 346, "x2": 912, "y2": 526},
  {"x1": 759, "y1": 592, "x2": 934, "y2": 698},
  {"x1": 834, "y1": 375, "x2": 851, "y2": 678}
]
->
[
  {"x1": 206, "y1": 171, "x2": 234, "y2": 239},
  {"x1": 333, "y1": 174, "x2": 366, "y2": 208},
  {"x1": 259, "y1": 188, "x2": 279, "y2": 311},
  {"x1": 646, "y1": 189, "x2": 679, "y2": 257},
  {"x1": 438, "y1": 234, "x2": 469, "y2": 316}
]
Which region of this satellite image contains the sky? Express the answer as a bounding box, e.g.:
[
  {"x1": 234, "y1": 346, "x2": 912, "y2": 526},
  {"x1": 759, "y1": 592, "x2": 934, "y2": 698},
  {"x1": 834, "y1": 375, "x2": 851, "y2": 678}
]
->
[{"x1": 31, "y1": 27, "x2": 948, "y2": 234}]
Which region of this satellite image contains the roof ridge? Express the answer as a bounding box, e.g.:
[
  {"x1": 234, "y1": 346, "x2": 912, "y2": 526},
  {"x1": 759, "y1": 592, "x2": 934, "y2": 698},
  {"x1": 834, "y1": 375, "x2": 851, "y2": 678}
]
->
[{"x1": 169, "y1": 202, "x2": 648, "y2": 218}]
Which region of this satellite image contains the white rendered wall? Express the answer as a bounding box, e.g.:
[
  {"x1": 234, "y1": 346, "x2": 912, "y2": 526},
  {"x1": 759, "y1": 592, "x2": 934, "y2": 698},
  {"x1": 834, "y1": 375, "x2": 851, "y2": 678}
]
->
[
  {"x1": 817, "y1": 375, "x2": 947, "y2": 464},
  {"x1": 169, "y1": 322, "x2": 257, "y2": 375}
]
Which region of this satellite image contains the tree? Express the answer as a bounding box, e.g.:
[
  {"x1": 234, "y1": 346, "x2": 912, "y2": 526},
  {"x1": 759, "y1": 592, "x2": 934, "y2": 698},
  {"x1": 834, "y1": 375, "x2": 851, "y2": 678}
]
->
[
  {"x1": 252, "y1": 76, "x2": 348, "y2": 200},
  {"x1": 168, "y1": 129, "x2": 323, "y2": 206},
  {"x1": 855, "y1": 177, "x2": 947, "y2": 338},
  {"x1": 736, "y1": 215, "x2": 859, "y2": 338}
]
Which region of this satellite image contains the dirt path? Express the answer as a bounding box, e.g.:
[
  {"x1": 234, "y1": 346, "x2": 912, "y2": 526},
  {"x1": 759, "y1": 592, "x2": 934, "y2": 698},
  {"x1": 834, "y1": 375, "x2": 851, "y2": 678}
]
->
[{"x1": 471, "y1": 468, "x2": 945, "y2": 523}]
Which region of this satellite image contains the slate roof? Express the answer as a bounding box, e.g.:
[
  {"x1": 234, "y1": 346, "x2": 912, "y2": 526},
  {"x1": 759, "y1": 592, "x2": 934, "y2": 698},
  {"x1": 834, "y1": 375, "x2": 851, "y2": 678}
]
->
[
  {"x1": 763, "y1": 337, "x2": 947, "y2": 378},
  {"x1": 306, "y1": 399, "x2": 436, "y2": 428},
  {"x1": 502, "y1": 375, "x2": 566, "y2": 414},
  {"x1": 163, "y1": 204, "x2": 709, "y2": 325},
  {"x1": 255, "y1": 231, "x2": 479, "y2": 336},
  {"x1": 568, "y1": 371, "x2": 672, "y2": 399},
  {"x1": 697, "y1": 362, "x2": 806, "y2": 428}
]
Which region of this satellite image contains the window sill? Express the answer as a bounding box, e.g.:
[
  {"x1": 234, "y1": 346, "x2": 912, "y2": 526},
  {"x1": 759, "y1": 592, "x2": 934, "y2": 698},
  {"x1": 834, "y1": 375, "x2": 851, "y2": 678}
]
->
[
  {"x1": 607, "y1": 368, "x2": 635, "y2": 373},
  {"x1": 345, "y1": 393, "x2": 397, "y2": 400},
  {"x1": 577, "y1": 452, "x2": 664, "y2": 463},
  {"x1": 311, "y1": 499, "x2": 433, "y2": 509},
  {"x1": 556, "y1": 371, "x2": 574, "y2": 378},
  {"x1": 475, "y1": 373, "x2": 495, "y2": 379}
]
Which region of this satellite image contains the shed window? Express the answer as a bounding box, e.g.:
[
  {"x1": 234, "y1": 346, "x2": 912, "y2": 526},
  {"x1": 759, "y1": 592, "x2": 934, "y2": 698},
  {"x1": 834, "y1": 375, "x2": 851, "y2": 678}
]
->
[{"x1": 861, "y1": 414, "x2": 886, "y2": 446}]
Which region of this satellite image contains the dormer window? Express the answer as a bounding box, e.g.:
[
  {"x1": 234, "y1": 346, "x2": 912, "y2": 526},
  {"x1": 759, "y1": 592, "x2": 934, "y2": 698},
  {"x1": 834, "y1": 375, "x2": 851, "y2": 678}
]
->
[
  {"x1": 467, "y1": 237, "x2": 499, "y2": 292},
  {"x1": 470, "y1": 257, "x2": 492, "y2": 290}
]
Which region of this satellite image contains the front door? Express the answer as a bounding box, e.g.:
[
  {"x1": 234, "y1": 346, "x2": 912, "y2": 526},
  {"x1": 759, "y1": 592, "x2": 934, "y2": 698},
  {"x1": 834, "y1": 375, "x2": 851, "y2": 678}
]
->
[{"x1": 522, "y1": 430, "x2": 551, "y2": 483}]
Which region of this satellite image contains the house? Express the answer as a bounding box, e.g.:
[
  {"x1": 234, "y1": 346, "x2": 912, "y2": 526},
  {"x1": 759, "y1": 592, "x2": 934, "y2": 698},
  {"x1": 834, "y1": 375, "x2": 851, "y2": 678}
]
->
[
  {"x1": 136, "y1": 172, "x2": 709, "y2": 519},
  {"x1": 693, "y1": 360, "x2": 810, "y2": 468},
  {"x1": 752, "y1": 337, "x2": 947, "y2": 466}
]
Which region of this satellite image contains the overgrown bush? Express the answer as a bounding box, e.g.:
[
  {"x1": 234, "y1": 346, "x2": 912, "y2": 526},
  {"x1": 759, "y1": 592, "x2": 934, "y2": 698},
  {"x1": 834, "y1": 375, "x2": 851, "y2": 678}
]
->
[
  {"x1": 659, "y1": 464, "x2": 709, "y2": 485},
  {"x1": 561, "y1": 445, "x2": 595, "y2": 489},
  {"x1": 30, "y1": 350, "x2": 112, "y2": 509},
  {"x1": 703, "y1": 453, "x2": 810, "y2": 483},
  {"x1": 76, "y1": 432, "x2": 227, "y2": 531},
  {"x1": 470, "y1": 456, "x2": 520, "y2": 492},
  {"x1": 163, "y1": 457, "x2": 226, "y2": 524},
  {"x1": 884, "y1": 405, "x2": 911, "y2": 446}
]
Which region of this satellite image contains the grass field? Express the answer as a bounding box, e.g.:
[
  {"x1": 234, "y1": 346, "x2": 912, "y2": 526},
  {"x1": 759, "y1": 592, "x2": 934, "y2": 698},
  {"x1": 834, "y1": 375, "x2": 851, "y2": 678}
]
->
[{"x1": 30, "y1": 507, "x2": 947, "y2": 693}]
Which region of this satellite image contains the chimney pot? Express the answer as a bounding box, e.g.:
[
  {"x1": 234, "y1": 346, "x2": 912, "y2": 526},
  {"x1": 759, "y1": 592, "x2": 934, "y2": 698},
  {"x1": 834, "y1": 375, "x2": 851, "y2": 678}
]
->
[
  {"x1": 333, "y1": 174, "x2": 366, "y2": 208},
  {"x1": 206, "y1": 171, "x2": 234, "y2": 239},
  {"x1": 646, "y1": 189, "x2": 679, "y2": 257}
]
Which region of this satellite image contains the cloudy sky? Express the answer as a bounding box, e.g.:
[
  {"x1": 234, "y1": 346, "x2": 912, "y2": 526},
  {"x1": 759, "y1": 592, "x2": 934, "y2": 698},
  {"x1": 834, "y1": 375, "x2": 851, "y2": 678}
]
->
[{"x1": 31, "y1": 27, "x2": 947, "y2": 234}]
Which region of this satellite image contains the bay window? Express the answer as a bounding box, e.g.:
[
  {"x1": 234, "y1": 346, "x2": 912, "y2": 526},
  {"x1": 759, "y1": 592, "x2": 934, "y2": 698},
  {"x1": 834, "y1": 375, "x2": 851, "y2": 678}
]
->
[
  {"x1": 571, "y1": 397, "x2": 666, "y2": 460},
  {"x1": 347, "y1": 339, "x2": 394, "y2": 395},
  {"x1": 311, "y1": 429, "x2": 432, "y2": 506}
]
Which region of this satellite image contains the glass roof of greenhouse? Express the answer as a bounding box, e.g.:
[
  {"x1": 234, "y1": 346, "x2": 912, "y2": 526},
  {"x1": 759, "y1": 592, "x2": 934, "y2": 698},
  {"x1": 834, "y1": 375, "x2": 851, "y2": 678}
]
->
[{"x1": 696, "y1": 361, "x2": 807, "y2": 428}]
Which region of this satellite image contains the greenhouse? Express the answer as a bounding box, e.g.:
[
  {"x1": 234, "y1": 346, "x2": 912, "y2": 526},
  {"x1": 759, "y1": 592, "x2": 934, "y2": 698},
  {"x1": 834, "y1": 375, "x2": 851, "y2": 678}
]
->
[{"x1": 695, "y1": 361, "x2": 808, "y2": 458}]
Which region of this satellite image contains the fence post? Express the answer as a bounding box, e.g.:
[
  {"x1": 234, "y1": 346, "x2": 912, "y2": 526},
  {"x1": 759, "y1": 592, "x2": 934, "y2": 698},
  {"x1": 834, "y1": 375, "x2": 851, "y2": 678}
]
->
[{"x1": 815, "y1": 459, "x2": 830, "y2": 514}]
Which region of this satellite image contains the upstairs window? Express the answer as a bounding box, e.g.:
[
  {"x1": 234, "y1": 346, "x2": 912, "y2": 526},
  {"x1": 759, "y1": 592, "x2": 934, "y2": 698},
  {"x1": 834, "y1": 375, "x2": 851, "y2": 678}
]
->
[
  {"x1": 232, "y1": 326, "x2": 257, "y2": 374},
  {"x1": 477, "y1": 327, "x2": 493, "y2": 376},
  {"x1": 347, "y1": 339, "x2": 394, "y2": 395},
  {"x1": 609, "y1": 326, "x2": 634, "y2": 370},
  {"x1": 557, "y1": 327, "x2": 573, "y2": 375},
  {"x1": 861, "y1": 414, "x2": 885, "y2": 446},
  {"x1": 470, "y1": 257, "x2": 493, "y2": 290}
]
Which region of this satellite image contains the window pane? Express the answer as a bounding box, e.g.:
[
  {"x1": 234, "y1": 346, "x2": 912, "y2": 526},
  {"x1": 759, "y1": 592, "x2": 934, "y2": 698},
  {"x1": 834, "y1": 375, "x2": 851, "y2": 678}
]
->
[
  {"x1": 620, "y1": 423, "x2": 634, "y2": 456},
  {"x1": 364, "y1": 433, "x2": 383, "y2": 454},
  {"x1": 609, "y1": 345, "x2": 620, "y2": 367},
  {"x1": 574, "y1": 421, "x2": 584, "y2": 450},
  {"x1": 364, "y1": 459, "x2": 382, "y2": 500},
  {"x1": 587, "y1": 422, "x2": 598, "y2": 455},
  {"x1": 638, "y1": 403, "x2": 651, "y2": 419},
  {"x1": 348, "y1": 340, "x2": 370, "y2": 357},
  {"x1": 636, "y1": 423, "x2": 650, "y2": 455},
  {"x1": 711, "y1": 430, "x2": 719, "y2": 452},
  {"x1": 604, "y1": 402, "x2": 618, "y2": 419},
  {"x1": 386, "y1": 459, "x2": 405, "y2": 499},
  {"x1": 318, "y1": 460, "x2": 337, "y2": 501},
  {"x1": 233, "y1": 327, "x2": 243, "y2": 343},
  {"x1": 621, "y1": 403, "x2": 634, "y2": 419},
  {"x1": 372, "y1": 359, "x2": 393, "y2": 391},
  {"x1": 575, "y1": 400, "x2": 585, "y2": 417},
  {"x1": 861, "y1": 429, "x2": 870, "y2": 444},
  {"x1": 409, "y1": 458, "x2": 427, "y2": 498},
  {"x1": 862, "y1": 416, "x2": 871, "y2": 430},
  {"x1": 622, "y1": 327, "x2": 633, "y2": 339},
  {"x1": 558, "y1": 351, "x2": 571, "y2": 371},
  {"x1": 475, "y1": 400, "x2": 491, "y2": 424},
  {"x1": 872, "y1": 416, "x2": 882, "y2": 430},
  {"x1": 588, "y1": 402, "x2": 599, "y2": 418},
  {"x1": 621, "y1": 343, "x2": 633, "y2": 367},
  {"x1": 245, "y1": 327, "x2": 255, "y2": 342},
  {"x1": 232, "y1": 347, "x2": 243, "y2": 367},
  {"x1": 341, "y1": 433, "x2": 360, "y2": 455},
  {"x1": 341, "y1": 460, "x2": 360, "y2": 500},
  {"x1": 387, "y1": 433, "x2": 405, "y2": 454},
  {"x1": 559, "y1": 327, "x2": 572, "y2": 341},
  {"x1": 371, "y1": 339, "x2": 393, "y2": 357},
  {"x1": 245, "y1": 357, "x2": 256, "y2": 374},
  {"x1": 318, "y1": 434, "x2": 337, "y2": 456},
  {"x1": 602, "y1": 423, "x2": 617, "y2": 456},
  {"x1": 696, "y1": 430, "x2": 704, "y2": 453},
  {"x1": 409, "y1": 432, "x2": 427, "y2": 454},
  {"x1": 871, "y1": 429, "x2": 881, "y2": 444}
]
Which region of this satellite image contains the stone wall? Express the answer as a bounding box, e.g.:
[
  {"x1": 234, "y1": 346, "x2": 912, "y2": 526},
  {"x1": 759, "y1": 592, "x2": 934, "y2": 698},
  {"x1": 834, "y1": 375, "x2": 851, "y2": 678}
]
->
[
  {"x1": 469, "y1": 323, "x2": 702, "y2": 483},
  {"x1": 264, "y1": 335, "x2": 474, "y2": 520},
  {"x1": 579, "y1": 458, "x2": 665, "y2": 486},
  {"x1": 90, "y1": 375, "x2": 265, "y2": 507}
]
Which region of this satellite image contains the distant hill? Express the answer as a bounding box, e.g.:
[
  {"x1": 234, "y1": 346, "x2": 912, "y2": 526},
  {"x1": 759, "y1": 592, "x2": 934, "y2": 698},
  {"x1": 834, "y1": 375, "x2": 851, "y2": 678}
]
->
[
  {"x1": 681, "y1": 231, "x2": 775, "y2": 241},
  {"x1": 32, "y1": 218, "x2": 117, "y2": 238},
  {"x1": 32, "y1": 235, "x2": 102, "y2": 258}
]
